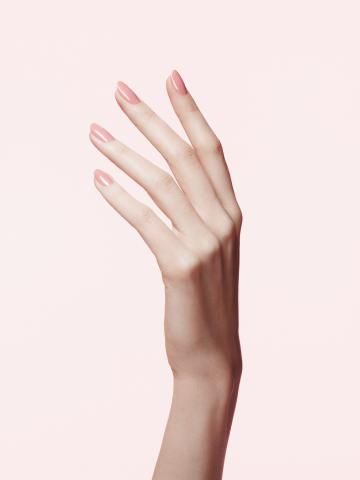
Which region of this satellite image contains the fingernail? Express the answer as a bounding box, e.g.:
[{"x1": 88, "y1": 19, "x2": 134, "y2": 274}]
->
[
  {"x1": 94, "y1": 169, "x2": 113, "y2": 186},
  {"x1": 116, "y1": 81, "x2": 140, "y2": 104},
  {"x1": 90, "y1": 123, "x2": 115, "y2": 143},
  {"x1": 170, "y1": 70, "x2": 188, "y2": 95}
]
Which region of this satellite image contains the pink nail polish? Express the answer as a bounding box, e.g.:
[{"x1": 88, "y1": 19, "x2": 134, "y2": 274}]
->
[
  {"x1": 116, "y1": 81, "x2": 140, "y2": 104},
  {"x1": 170, "y1": 70, "x2": 188, "y2": 95},
  {"x1": 90, "y1": 123, "x2": 115, "y2": 142},
  {"x1": 94, "y1": 169, "x2": 113, "y2": 186}
]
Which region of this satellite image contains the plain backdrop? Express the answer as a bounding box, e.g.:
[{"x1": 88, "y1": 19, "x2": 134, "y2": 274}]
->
[{"x1": 0, "y1": 0, "x2": 359, "y2": 478}]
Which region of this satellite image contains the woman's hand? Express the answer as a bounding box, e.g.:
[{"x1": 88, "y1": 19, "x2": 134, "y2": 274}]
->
[{"x1": 89, "y1": 70, "x2": 242, "y2": 479}]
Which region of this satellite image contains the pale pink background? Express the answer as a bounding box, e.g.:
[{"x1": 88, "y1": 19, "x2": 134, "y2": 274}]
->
[{"x1": 0, "y1": 1, "x2": 359, "y2": 478}]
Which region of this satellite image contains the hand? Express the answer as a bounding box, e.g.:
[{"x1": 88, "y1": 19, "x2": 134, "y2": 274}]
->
[
  {"x1": 89, "y1": 71, "x2": 242, "y2": 386},
  {"x1": 89, "y1": 70, "x2": 243, "y2": 479}
]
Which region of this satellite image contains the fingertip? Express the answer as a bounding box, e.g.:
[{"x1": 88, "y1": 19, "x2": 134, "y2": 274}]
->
[
  {"x1": 169, "y1": 69, "x2": 188, "y2": 95},
  {"x1": 93, "y1": 169, "x2": 114, "y2": 187}
]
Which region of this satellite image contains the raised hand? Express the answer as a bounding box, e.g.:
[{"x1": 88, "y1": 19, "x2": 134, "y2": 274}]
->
[{"x1": 89, "y1": 70, "x2": 242, "y2": 479}]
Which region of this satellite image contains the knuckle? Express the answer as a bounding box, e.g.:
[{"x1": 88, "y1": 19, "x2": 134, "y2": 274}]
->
[
  {"x1": 197, "y1": 136, "x2": 223, "y2": 155},
  {"x1": 186, "y1": 99, "x2": 199, "y2": 113},
  {"x1": 168, "y1": 252, "x2": 201, "y2": 282},
  {"x1": 210, "y1": 137, "x2": 223, "y2": 154},
  {"x1": 232, "y1": 205, "x2": 243, "y2": 230},
  {"x1": 199, "y1": 234, "x2": 221, "y2": 261},
  {"x1": 112, "y1": 140, "x2": 127, "y2": 156},
  {"x1": 184, "y1": 147, "x2": 196, "y2": 161},
  {"x1": 138, "y1": 206, "x2": 154, "y2": 228},
  {"x1": 142, "y1": 107, "x2": 156, "y2": 125},
  {"x1": 219, "y1": 217, "x2": 237, "y2": 242},
  {"x1": 152, "y1": 171, "x2": 175, "y2": 192},
  {"x1": 172, "y1": 146, "x2": 195, "y2": 162}
]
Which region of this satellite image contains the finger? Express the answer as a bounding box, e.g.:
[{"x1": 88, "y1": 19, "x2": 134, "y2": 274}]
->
[
  {"x1": 93, "y1": 169, "x2": 193, "y2": 277},
  {"x1": 89, "y1": 123, "x2": 210, "y2": 241},
  {"x1": 113, "y1": 80, "x2": 232, "y2": 236},
  {"x1": 166, "y1": 70, "x2": 242, "y2": 228}
]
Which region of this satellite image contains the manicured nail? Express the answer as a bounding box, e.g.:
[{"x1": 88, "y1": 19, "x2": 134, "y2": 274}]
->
[
  {"x1": 94, "y1": 169, "x2": 113, "y2": 186},
  {"x1": 90, "y1": 123, "x2": 115, "y2": 143},
  {"x1": 170, "y1": 70, "x2": 187, "y2": 95},
  {"x1": 116, "y1": 81, "x2": 140, "y2": 104}
]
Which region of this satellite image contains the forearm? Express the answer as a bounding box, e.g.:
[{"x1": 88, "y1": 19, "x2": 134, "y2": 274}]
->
[{"x1": 152, "y1": 373, "x2": 241, "y2": 480}]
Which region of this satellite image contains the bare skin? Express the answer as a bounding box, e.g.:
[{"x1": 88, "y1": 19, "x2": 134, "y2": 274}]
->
[{"x1": 89, "y1": 70, "x2": 243, "y2": 479}]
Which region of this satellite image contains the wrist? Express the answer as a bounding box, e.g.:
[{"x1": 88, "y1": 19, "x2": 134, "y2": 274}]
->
[
  {"x1": 172, "y1": 369, "x2": 241, "y2": 409},
  {"x1": 171, "y1": 351, "x2": 242, "y2": 396}
]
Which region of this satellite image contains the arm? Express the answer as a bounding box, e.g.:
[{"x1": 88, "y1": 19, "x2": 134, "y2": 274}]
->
[
  {"x1": 152, "y1": 372, "x2": 241, "y2": 479},
  {"x1": 89, "y1": 69, "x2": 242, "y2": 479}
]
